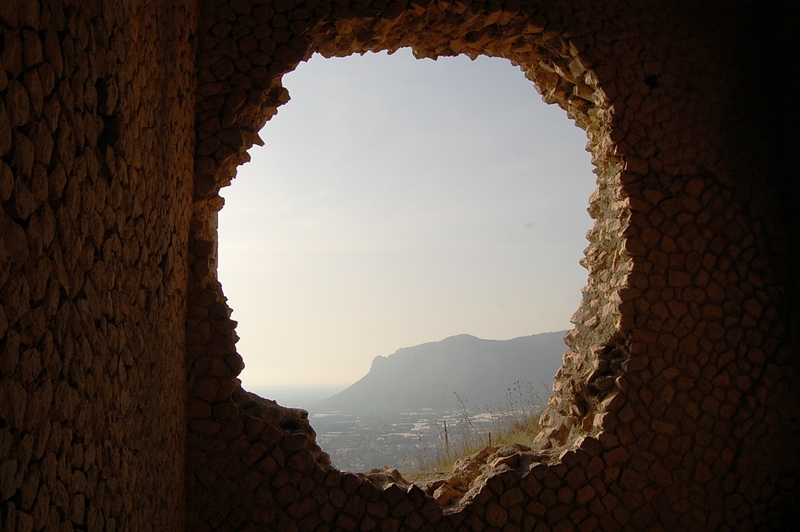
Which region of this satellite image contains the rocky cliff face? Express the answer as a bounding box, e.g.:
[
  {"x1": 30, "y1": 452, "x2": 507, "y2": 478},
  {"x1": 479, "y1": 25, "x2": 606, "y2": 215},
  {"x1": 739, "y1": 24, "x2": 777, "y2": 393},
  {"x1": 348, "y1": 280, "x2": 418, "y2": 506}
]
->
[{"x1": 320, "y1": 332, "x2": 566, "y2": 412}]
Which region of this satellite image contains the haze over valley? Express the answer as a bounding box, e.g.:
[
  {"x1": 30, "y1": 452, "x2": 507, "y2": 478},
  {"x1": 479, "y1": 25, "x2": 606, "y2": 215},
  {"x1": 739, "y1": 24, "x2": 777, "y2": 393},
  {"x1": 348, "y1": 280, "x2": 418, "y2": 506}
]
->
[
  {"x1": 251, "y1": 331, "x2": 566, "y2": 471},
  {"x1": 219, "y1": 50, "x2": 591, "y2": 473},
  {"x1": 218, "y1": 51, "x2": 594, "y2": 390}
]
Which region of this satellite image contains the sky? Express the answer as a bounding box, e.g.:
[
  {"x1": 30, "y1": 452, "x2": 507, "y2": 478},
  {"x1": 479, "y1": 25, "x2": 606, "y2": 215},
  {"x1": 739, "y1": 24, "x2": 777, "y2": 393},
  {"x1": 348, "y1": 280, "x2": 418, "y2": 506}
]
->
[{"x1": 217, "y1": 49, "x2": 596, "y2": 389}]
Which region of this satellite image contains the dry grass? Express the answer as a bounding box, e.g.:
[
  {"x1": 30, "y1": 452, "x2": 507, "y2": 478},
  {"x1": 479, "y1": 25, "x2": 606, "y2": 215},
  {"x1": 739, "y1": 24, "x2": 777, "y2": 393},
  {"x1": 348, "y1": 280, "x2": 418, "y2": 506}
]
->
[{"x1": 400, "y1": 382, "x2": 546, "y2": 478}]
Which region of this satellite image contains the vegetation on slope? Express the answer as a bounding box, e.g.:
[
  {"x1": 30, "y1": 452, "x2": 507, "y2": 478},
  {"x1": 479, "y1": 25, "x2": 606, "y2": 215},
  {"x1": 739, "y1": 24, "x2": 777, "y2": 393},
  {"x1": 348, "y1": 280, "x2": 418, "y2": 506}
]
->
[{"x1": 401, "y1": 381, "x2": 546, "y2": 483}]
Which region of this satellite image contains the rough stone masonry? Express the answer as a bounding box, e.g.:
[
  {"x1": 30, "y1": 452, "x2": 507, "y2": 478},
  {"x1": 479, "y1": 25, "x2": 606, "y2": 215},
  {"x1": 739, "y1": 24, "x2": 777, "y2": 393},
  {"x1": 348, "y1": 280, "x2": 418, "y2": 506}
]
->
[{"x1": 1, "y1": 0, "x2": 799, "y2": 530}]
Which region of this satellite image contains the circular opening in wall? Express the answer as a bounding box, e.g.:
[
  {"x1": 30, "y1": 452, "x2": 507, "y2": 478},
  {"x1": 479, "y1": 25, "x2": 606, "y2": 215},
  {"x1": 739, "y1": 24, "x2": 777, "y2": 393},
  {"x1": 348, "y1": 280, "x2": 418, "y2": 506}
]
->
[{"x1": 217, "y1": 49, "x2": 595, "y2": 471}]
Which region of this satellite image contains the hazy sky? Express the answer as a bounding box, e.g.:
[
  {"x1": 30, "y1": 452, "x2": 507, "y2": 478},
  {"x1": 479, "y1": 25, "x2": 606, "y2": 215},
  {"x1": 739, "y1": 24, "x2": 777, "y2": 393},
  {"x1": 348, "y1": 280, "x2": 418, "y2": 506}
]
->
[{"x1": 217, "y1": 49, "x2": 596, "y2": 389}]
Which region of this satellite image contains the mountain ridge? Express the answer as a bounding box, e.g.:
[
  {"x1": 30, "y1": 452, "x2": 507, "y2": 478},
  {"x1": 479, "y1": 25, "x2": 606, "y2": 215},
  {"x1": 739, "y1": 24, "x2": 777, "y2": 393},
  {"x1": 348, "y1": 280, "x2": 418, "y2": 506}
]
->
[{"x1": 314, "y1": 331, "x2": 567, "y2": 413}]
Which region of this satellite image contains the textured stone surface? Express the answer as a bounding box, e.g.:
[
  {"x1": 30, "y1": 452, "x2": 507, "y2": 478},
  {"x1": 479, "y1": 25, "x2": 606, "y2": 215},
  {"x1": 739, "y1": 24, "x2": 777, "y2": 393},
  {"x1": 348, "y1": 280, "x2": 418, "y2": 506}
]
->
[
  {"x1": 185, "y1": 0, "x2": 800, "y2": 530},
  {"x1": 0, "y1": 1, "x2": 195, "y2": 529},
  {"x1": 1, "y1": 0, "x2": 799, "y2": 530}
]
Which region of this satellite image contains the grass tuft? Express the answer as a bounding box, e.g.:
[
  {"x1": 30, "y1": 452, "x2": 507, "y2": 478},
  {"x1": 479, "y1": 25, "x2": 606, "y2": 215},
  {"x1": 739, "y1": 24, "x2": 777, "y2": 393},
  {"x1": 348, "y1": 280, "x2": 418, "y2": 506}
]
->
[{"x1": 401, "y1": 381, "x2": 546, "y2": 479}]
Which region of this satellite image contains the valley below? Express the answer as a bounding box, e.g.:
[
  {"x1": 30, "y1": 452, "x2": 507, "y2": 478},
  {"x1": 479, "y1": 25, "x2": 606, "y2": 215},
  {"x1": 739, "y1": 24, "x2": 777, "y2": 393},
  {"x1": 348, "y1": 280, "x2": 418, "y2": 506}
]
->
[
  {"x1": 250, "y1": 331, "x2": 567, "y2": 472},
  {"x1": 310, "y1": 403, "x2": 523, "y2": 472}
]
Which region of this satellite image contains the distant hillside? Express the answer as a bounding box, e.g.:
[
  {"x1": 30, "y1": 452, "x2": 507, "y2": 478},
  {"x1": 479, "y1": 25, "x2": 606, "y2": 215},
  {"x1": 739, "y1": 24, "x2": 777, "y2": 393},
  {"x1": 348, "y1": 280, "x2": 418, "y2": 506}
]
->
[{"x1": 314, "y1": 331, "x2": 566, "y2": 413}]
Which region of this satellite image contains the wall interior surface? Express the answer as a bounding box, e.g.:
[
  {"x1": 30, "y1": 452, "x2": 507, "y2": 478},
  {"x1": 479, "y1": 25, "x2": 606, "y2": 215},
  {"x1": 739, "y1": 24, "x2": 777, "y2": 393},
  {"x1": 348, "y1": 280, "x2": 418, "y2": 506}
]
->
[
  {"x1": 1, "y1": 0, "x2": 799, "y2": 531},
  {"x1": 0, "y1": 0, "x2": 196, "y2": 530}
]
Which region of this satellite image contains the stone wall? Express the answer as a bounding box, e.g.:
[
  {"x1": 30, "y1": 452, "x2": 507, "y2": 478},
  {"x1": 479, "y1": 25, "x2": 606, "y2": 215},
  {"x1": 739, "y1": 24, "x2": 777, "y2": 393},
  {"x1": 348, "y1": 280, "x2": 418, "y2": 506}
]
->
[
  {"x1": 0, "y1": 1, "x2": 196, "y2": 530},
  {"x1": 1, "y1": 0, "x2": 799, "y2": 531},
  {"x1": 186, "y1": 0, "x2": 800, "y2": 530}
]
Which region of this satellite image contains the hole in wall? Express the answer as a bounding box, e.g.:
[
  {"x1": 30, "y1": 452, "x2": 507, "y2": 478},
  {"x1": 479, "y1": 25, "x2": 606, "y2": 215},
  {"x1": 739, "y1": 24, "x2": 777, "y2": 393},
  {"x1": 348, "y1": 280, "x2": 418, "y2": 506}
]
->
[{"x1": 217, "y1": 49, "x2": 595, "y2": 471}]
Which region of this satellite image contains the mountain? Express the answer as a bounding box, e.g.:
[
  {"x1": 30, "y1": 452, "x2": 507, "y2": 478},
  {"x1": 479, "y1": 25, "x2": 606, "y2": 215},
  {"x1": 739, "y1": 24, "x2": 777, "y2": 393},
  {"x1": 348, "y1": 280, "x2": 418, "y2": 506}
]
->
[{"x1": 314, "y1": 331, "x2": 566, "y2": 413}]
